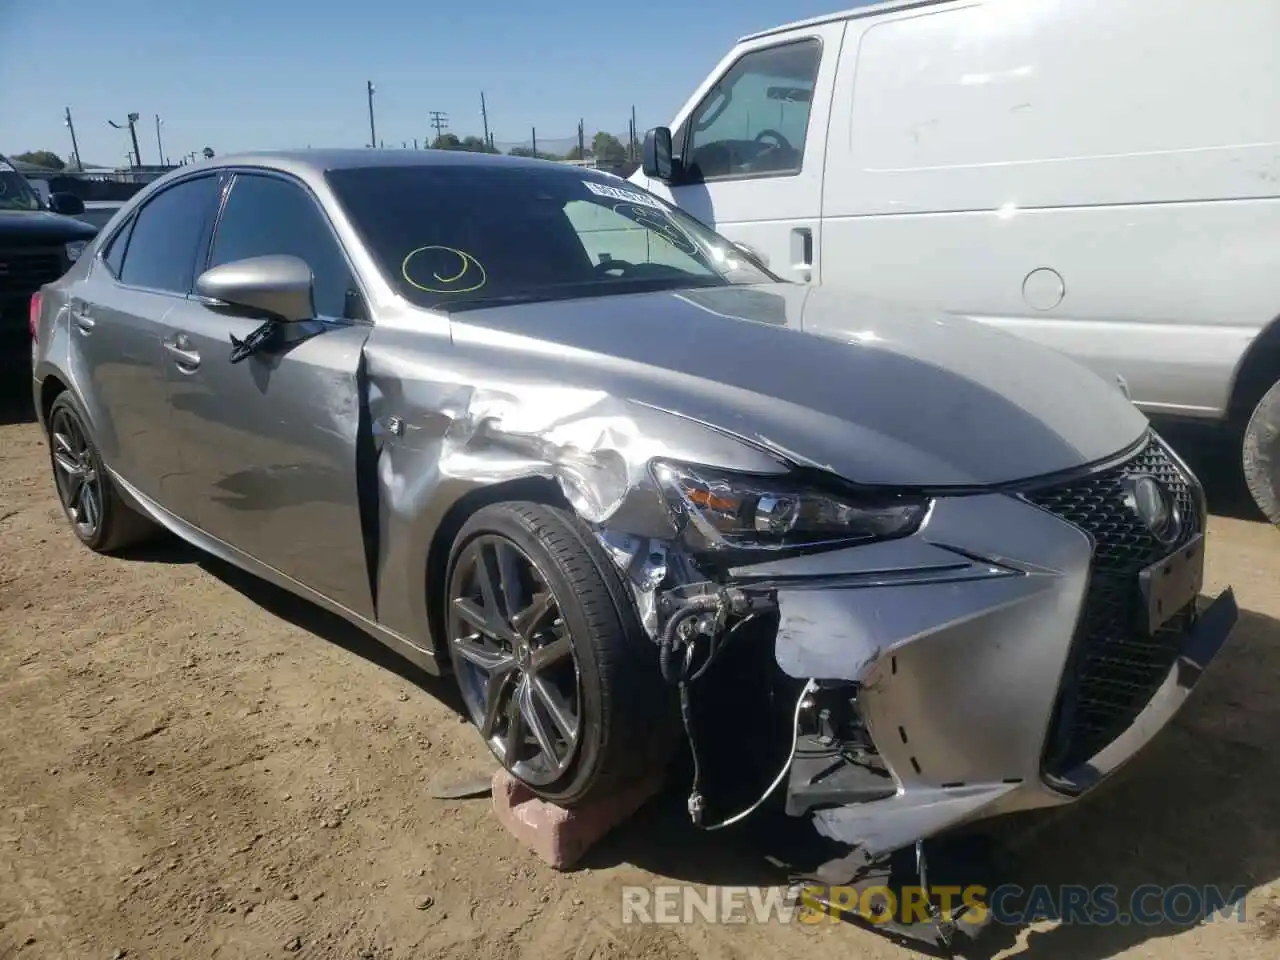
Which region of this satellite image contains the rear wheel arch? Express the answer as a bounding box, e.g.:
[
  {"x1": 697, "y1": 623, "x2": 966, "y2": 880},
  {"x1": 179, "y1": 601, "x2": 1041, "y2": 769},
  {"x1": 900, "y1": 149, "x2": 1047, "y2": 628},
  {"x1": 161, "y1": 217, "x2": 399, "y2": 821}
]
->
[{"x1": 39, "y1": 373, "x2": 69, "y2": 426}]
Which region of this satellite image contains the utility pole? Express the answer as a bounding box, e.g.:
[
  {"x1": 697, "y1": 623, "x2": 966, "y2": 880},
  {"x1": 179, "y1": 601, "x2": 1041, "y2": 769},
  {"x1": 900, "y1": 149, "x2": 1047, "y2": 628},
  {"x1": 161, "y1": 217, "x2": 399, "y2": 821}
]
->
[
  {"x1": 64, "y1": 107, "x2": 83, "y2": 171},
  {"x1": 531, "y1": 127, "x2": 537, "y2": 158},
  {"x1": 413, "y1": 138, "x2": 419, "y2": 150},
  {"x1": 578, "y1": 119, "x2": 585, "y2": 159},
  {"x1": 630, "y1": 105, "x2": 637, "y2": 162},
  {"x1": 367, "y1": 80, "x2": 377, "y2": 148},
  {"x1": 108, "y1": 113, "x2": 143, "y2": 167},
  {"x1": 428, "y1": 111, "x2": 449, "y2": 145},
  {"x1": 480, "y1": 92, "x2": 490, "y2": 149},
  {"x1": 155, "y1": 114, "x2": 166, "y2": 167}
]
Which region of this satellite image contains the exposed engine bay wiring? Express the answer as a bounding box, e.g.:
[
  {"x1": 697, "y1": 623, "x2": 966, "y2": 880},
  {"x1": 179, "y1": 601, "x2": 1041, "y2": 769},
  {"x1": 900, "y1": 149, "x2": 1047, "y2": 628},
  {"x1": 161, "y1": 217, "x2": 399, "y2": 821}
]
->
[{"x1": 655, "y1": 585, "x2": 816, "y2": 830}]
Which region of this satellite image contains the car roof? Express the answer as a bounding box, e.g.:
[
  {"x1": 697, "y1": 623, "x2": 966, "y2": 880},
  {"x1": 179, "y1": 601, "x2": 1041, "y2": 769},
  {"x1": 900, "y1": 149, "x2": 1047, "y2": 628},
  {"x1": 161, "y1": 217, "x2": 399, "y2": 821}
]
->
[
  {"x1": 184, "y1": 148, "x2": 592, "y2": 181},
  {"x1": 738, "y1": 0, "x2": 937, "y2": 42}
]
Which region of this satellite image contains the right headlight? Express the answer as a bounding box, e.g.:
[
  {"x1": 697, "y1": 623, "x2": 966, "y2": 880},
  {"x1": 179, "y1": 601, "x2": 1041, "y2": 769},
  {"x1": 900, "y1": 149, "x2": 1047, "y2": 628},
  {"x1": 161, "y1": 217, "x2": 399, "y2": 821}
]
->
[{"x1": 651, "y1": 460, "x2": 929, "y2": 555}]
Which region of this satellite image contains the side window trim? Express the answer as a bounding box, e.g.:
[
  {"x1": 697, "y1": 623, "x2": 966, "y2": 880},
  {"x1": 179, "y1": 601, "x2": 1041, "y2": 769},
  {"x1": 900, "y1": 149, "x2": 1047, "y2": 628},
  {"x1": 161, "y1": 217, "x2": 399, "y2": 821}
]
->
[
  {"x1": 96, "y1": 212, "x2": 136, "y2": 280},
  {"x1": 113, "y1": 174, "x2": 221, "y2": 298},
  {"x1": 679, "y1": 36, "x2": 824, "y2": 185},
  {"x1": 206, "y1": 168, "x2": 372, "y2": 325}
]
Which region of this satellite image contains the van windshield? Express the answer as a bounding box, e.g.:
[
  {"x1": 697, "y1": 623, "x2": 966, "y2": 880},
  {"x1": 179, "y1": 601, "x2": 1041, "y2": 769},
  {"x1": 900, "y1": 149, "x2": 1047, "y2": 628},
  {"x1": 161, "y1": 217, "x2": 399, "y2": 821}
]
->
[{"x1": 326, "y1": 163, "x2": 776, "y2": 312}]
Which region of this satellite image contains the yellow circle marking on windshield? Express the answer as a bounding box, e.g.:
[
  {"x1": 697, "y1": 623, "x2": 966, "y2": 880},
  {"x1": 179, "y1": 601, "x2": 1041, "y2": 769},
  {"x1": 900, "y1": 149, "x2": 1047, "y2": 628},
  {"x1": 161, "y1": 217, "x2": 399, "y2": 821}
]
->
[{"x1": 401, "y1": 245, "x2": 487, "y2": 294}]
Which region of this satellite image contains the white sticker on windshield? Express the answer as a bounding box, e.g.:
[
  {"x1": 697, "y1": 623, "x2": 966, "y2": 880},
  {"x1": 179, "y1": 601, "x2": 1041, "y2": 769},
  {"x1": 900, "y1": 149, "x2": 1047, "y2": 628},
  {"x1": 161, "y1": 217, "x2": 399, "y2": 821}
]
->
[
  {"x1": 0, "y1": 160, "x2": 15, "y2": 173},
  {"x1": 582, "y1": 180, "x2": 664, "y2": 210}
]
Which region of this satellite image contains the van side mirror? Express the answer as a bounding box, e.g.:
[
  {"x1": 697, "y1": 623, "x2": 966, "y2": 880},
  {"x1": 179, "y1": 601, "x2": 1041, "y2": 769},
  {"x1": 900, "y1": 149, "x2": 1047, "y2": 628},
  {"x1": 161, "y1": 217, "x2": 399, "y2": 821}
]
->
[{"x1": 642, "y1": 127, "x2": 674, "y2": 182}]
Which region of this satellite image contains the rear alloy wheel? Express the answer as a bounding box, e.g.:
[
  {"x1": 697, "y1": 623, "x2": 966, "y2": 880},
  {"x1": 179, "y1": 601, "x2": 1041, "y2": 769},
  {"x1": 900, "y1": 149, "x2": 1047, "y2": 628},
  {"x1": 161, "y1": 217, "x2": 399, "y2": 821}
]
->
[
  {"x1": 47, "y1": 394, "x2": 157, "y2": 553},
  {"x1": 1243, "y1": 378, "x2": 1280, "y2": 526},
  {"x1": 444, "y1": 502, "x2": 676, "y2": 806}
]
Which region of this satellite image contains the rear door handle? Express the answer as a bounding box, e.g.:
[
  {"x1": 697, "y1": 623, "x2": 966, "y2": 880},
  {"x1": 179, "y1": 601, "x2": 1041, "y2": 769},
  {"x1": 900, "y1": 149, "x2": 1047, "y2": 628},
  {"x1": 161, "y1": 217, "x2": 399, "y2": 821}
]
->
[
  {"x1": 163, "y1": 335, "x2": 201, "y2": 371},
  {"x1": 71, "y1": 302, "x2": 95, "y2": 333}
]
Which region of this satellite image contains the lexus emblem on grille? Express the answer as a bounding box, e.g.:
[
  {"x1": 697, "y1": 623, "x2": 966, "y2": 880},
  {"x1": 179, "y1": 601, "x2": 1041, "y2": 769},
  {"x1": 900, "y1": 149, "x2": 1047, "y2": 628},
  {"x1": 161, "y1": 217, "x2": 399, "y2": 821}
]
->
[{"x1": 1124, "y1": 474, "x2": 1181, "y2": 545}]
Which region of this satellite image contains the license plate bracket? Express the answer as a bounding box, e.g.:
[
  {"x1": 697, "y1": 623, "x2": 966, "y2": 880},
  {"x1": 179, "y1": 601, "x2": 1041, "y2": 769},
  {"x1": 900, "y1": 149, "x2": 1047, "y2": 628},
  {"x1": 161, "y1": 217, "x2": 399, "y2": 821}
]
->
[{"x1": 1137, "y1": 533, "x2": 1204, "y2": 635}]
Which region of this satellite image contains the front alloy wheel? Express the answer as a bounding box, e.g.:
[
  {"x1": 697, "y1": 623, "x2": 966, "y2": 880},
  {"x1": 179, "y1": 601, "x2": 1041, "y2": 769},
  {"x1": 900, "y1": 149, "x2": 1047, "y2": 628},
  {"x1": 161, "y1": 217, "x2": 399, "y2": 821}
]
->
[
  {"x1": 448, "y1": 533, "x2": 582, "y2": 786},
  {"x1": 443, "y1": 502, "x2": 677, "y2": 807}
]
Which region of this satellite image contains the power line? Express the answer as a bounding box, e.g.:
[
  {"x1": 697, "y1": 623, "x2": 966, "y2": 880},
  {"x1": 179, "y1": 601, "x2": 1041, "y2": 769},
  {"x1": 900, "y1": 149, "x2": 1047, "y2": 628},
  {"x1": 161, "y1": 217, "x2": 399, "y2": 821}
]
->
[{"x1": 428, "y1": 111, "x2": 449, "y2": 144}]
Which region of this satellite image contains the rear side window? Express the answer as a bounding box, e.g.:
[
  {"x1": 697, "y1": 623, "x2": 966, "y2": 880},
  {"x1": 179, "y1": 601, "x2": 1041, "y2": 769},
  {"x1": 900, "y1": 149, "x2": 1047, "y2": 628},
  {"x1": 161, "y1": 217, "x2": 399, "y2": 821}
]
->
[
  {"x1": 101, "y1": 217, "x2": 134, "y2": 278},
  {"x1": 118, "y1": 176, "x2": 218, "y2": 294}
]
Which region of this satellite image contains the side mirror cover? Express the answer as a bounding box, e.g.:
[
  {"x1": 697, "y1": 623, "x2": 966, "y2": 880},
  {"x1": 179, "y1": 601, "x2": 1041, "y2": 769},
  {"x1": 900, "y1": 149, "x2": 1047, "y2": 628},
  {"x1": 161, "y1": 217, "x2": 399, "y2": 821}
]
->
[
  {"x1": 642, "y1": 127, "x2": 674, "y2": 182},
  {"x1": 195, "y1": 254, "x2": 316, "y2": 324}
]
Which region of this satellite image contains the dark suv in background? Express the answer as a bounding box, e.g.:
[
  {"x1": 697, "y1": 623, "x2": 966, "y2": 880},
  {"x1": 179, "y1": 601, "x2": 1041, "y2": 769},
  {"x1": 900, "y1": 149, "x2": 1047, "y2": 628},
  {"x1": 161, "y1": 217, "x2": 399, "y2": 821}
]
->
[{"x1": 1, "y1": 154, "x2": 97, "y2": 378}]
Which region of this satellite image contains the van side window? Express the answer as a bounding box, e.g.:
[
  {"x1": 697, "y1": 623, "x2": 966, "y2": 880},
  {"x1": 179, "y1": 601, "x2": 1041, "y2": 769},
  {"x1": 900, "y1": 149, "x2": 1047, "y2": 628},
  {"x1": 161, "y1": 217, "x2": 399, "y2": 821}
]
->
[{"x1": 683, "y1": 39, "x2": 821, "y2": 182}]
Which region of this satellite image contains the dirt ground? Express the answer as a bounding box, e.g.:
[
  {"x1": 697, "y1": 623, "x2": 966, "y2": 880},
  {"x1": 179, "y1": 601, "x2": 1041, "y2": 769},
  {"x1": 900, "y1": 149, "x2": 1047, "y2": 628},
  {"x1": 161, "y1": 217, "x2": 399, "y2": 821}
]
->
[{"x1": 3, "y1": 396, "x2": 1280, "y2": 960}]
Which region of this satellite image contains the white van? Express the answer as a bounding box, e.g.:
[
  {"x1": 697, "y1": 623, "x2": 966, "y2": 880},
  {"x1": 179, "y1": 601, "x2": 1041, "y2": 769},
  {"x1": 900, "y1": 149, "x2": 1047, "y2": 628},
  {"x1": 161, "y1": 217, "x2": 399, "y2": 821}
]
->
[{"x1": 630, "y1": 0, "x2": 1280, "y2": 525}]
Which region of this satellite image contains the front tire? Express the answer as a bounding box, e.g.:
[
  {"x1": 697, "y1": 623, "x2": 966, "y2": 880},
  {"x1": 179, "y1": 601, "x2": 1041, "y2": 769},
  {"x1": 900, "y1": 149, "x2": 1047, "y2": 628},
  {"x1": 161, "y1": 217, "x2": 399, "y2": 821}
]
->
[
  {"x1": 444, "y1": 501, "x2": 675, "y2": 806},
  {"x1": 1243, "y1": 379, "x2": 1280, "y2": 526},
  {"x1": 47, "y1": 393, "x2": 157, "y2": 553}
]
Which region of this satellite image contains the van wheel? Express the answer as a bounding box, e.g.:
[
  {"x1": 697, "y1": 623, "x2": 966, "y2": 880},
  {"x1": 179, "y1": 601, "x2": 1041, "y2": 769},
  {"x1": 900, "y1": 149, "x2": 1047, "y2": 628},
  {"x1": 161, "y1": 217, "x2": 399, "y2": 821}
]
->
[{"x1": 1243, "y1": 379, "x2": 1280, "y2": 526}]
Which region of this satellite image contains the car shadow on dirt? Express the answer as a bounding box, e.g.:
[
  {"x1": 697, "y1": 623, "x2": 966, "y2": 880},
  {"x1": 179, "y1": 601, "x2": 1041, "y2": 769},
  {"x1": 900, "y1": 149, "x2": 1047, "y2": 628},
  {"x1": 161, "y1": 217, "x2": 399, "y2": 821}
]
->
[
  {"x1": 580, "y1": 604, "x2": 1280, "y2": 957},
  {"x1": 186, "y1": 550, "x2": 469, "y2": 714}
]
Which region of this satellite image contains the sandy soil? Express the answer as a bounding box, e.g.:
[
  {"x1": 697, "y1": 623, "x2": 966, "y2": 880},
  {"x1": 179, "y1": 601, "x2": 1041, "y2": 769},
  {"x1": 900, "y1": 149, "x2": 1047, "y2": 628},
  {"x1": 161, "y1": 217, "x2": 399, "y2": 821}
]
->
[{"x1": 3, "y1": 397, "x2": 1280, "y2": 959}]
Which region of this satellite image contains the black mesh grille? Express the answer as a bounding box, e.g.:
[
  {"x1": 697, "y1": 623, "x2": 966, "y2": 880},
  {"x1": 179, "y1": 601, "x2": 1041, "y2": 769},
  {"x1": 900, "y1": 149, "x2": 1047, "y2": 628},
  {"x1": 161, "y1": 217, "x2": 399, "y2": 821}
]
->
[
  {"x1": 0, "y1": 247, "x2": 66, "y2": 295},
  {"x1": 0, "y1": 247, "x2": 65, "y2": 334},
  {"x1": 1023, "y1": 434, "x2": 1202, "y2": 776}
]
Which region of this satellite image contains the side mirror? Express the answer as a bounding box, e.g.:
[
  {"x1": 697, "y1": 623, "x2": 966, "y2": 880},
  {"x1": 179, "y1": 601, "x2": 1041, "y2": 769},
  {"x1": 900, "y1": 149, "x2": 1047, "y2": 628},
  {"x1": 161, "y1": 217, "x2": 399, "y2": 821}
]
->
[
  {"x1": 48, "y1": 192, "x2": 85, "y2": 216},
  {"x1": 642, "y1": 126, "x2": 674, "y2": 182},
  {"x1": 196, "y1": 254, "x2": 315, "y2": 323}
]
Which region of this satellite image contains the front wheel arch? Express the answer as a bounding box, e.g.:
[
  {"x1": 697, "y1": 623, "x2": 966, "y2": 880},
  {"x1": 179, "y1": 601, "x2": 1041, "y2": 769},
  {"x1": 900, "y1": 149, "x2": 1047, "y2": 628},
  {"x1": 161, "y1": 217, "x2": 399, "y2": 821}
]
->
[{"x1": 424, "y1": 476, "x2": 569, "y2": 670}]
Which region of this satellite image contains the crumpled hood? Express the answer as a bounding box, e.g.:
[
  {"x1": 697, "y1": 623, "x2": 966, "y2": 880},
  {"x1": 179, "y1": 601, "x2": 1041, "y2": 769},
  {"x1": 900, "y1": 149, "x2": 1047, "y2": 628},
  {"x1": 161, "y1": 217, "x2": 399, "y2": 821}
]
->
[
  {"x1": 0, "y1": 210, "x2": 97, "y2": 244},
  {"x1": 450, "y1": 282, "x2": 1148, "y2": 487}
]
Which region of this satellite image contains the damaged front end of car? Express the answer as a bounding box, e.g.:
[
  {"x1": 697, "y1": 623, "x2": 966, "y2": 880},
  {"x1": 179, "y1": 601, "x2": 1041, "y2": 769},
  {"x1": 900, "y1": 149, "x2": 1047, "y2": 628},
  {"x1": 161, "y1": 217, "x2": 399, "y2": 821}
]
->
[
  {"x1": 567, "y1": 436, "x2": 1235, "y2": 949},
  {"x1": 362, "y1": 353, "x2": 1237, "y2": 949}
]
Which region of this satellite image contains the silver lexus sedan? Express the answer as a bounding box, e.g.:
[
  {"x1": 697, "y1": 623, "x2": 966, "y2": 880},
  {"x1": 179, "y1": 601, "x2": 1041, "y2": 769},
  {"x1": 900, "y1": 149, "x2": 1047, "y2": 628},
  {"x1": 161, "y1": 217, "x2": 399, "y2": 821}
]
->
[{"x1": 29, "y1": 150, "x2": 1236, "y2": 938}]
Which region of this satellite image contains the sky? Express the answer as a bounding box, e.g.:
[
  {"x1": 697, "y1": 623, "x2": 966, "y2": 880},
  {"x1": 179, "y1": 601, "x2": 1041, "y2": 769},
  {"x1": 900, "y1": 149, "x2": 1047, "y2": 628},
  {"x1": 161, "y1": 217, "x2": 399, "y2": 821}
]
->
[{"x1": 1, "y1": 0, "x2": 841, "y2": 167}]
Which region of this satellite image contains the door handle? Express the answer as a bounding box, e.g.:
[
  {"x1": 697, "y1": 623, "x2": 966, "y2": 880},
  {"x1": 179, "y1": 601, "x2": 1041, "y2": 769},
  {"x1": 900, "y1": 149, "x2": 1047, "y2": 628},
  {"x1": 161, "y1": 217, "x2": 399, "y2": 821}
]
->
[
  {"x1": 163, "y1": 336, "x2": 201, "y2": 370},
  {"x1": 71, "y1": 303, "x2": 95, "y2": 334},
  {"x1": 791, "y1": 227, "x2": 813, "y2": 283}
]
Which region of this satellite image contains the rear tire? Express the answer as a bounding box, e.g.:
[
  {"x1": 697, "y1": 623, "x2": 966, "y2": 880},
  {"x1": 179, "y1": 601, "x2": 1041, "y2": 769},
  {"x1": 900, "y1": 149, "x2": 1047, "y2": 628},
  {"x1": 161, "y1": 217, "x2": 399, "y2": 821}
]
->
[
  {"x1": 47, "y1": 393, "x2": 158, "y2": 553},
  {"x1": 1243, "y1": 379, "x2": 1280, "y2": 526},
  {"x1": 444, "y1": 501, "x2": 676, "y2": 807}
]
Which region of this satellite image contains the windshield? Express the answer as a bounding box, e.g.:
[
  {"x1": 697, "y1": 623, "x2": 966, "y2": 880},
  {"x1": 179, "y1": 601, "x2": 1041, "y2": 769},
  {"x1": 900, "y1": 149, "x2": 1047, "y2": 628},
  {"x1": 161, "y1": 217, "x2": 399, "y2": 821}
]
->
[
  {"x1": 326, "y1": 163, "x2": 776, "y2": 311},
  {"x1": 0, "y1": 159, "x2": 43, "y2": 212}
]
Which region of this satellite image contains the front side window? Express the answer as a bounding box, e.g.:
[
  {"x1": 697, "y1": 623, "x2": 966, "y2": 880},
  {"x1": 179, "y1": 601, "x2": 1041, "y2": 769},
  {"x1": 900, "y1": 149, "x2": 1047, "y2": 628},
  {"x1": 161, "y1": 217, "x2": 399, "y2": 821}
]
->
[
  {"x1": 327, "y1": 165, "x2": 774, "y2": 313},
  {"x1": 684, "y1": 40, "x2": 821, "y2": 181},
  {"x1": 118, "y1": 176, "x2": 219, "y2": 293},
  {"x1": 209, "y1": 173, "x2": 361, "y2": 319}
]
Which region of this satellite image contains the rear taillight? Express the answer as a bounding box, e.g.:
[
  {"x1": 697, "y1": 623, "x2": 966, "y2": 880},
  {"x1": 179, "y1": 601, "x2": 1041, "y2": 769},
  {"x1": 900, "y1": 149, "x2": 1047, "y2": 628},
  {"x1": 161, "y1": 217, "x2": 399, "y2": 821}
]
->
[{"x1": 29, "y1": 291, "x2": 42, "y2": 343}]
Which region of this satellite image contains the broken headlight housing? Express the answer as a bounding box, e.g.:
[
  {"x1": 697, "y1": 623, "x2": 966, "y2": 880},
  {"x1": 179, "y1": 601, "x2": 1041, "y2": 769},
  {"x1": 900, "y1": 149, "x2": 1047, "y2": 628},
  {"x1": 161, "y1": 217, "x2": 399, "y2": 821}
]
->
[{"x1": 651, "y1": 460, "x2": 929, "y2": 555}]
